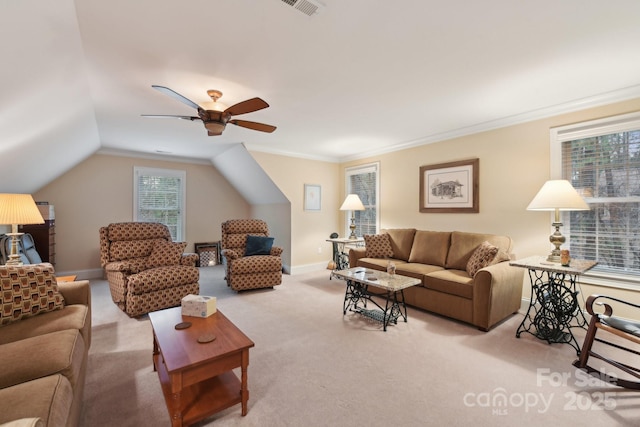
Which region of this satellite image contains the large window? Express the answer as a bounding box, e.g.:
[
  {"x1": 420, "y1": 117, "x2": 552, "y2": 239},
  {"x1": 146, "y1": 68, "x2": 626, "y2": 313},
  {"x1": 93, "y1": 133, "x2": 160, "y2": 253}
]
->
[
  {"x1": 345, "y1": 163, "x2": 379, "y2": 237},
  {"x1": 551, "y1": 111, "x2": 640, "y2": 282},
  {"x1": 133, "y1": 167, "x2": 186, "y2": 241}
]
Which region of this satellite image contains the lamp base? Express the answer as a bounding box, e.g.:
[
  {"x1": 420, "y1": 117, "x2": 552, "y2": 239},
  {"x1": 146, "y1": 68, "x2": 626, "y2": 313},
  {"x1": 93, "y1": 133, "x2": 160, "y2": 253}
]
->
[
  {"x1": 547, "y1": 221, "x2": 565, "y2": 264},
  {"x1": 4, "y1": 233, "x2": 24, "y2": 266},
  {"x1": 546, "y1": 252, "x2": 561, "y2": 263},
  {"x1": 348, "y1": 217, "x2": 357, "y2": 239}
]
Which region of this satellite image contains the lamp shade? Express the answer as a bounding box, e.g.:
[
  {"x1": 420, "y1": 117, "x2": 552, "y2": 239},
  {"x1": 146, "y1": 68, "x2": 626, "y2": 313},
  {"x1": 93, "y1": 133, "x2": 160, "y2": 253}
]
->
[
  {"x1": 0, "y1": 194, "x2": 45, "y2": 226},
  {"x1": 340, "y1": 194, "x2": 365, "y2": 211},
  {"x1": 526, "y1": 180, "x2": 589, "y2": 211}
]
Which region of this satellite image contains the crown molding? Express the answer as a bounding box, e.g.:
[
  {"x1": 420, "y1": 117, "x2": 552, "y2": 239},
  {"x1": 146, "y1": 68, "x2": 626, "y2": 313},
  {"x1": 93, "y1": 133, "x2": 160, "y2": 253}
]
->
[{"x1": 338, "y1": 85, "x2": 640, "y2": 163}]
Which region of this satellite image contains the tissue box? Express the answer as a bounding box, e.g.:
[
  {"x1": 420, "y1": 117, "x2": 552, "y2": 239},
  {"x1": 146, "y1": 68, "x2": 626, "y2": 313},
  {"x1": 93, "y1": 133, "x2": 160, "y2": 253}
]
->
[{"x1": 181, "y1": 294, "x2": 217, "y2": 318}]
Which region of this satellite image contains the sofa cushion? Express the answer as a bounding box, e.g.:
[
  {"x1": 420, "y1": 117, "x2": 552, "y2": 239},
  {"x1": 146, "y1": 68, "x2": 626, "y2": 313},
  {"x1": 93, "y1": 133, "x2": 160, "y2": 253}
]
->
[
  {"x1": 445, "y1": 231, "x2": 512, "y2": 271},
  {"x1": 0, "y1": 375, "x2": 73, "y2": 427},
  {"x1": 395, "y1": 263, "x2": 445, "y2": 282},
  {"x1": 229, "y1": 255, "x2": 282, "y2": 275},
  {"x1": 364, "y1": 234, "x2": 394, "y2": 258},
  {"x1": 493, "y1": 250, "x2": 512, "y2": 265},
  {"x1": 380, "y1": 229, "x2": 416, "y2": 261},
  {"x1": 109, "y1": 239, "x2": 160, "y2": 262},
  {"x1": 147, "y1": 241, "x2": 187, "y2": 268},
  {"x1": 0, "y1": 305, "x2": 90, "y2": 347},
  {"x1": 106, "y1": 222, "x2": 171, "y2": 241},
  {"x1": 355, "y1": 257, "x2": 407, "y2": 272},
  {"x1": 466, "y1": 241, "x2": 499, "y2": 277},
  {"x1": 408, "y1": 231, "x2": 452, "y2": 267},
  {"x1": 424, "y1": 269, "x2": 474, "y2": 299},
  {"x1": 0, "y1": 263, "x2": 64, "y2": 326},
  {"x1": 245, "y1": 235, "x2": 274, "y2": 256},
  {"x1": 127, "y1": 265, "x2": 199, "y2": 295},
  {"x1": 0, "y1": 329, "x2": 85, "y2": 390}
]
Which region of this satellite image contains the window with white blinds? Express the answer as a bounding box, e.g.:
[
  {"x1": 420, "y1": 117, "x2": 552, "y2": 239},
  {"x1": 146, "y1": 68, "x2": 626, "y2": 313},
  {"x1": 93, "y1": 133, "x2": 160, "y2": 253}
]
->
[
  {"x1": 133, "y1": 167, "x2": 186, "y2": 241},
  {"x1": 345, "y1": 163, "x2": 379, "y2": 236},
  {"x1": 551, "y1": 111, "x2": 640, "y2": 278}
]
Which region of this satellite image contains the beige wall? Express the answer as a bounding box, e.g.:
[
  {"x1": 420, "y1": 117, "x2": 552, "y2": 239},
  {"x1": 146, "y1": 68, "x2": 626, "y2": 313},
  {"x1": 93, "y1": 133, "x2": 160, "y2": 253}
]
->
[
  {"x1": 252, "y1": 203, "x2": 291, "y2": 272},
  {"x1": 33, "y1": 153, "x2": 249, "y2": 276},
  {"x1": 250, "y1": 151, "x2": 340, "y2": 272}
]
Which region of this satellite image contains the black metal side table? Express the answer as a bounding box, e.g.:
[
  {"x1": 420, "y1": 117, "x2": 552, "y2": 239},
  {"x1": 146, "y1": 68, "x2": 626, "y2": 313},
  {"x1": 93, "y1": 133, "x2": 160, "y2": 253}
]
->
[
  {"x1": 510, "y1": 256, "x2": 597, "y2": 355},
  {"x1": 326, "y1": 237, "x2": 365, "y2": 274}
]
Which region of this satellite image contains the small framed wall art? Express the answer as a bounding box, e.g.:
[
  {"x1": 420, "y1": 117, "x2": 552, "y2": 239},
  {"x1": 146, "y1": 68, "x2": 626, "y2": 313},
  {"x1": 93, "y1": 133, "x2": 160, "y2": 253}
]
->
[
  {"x1": 419, "y1": 158, "x2": 479, "y2": 213},
  {"x1": 304, "y1": 184, "x2": 321, "y2": 211}
]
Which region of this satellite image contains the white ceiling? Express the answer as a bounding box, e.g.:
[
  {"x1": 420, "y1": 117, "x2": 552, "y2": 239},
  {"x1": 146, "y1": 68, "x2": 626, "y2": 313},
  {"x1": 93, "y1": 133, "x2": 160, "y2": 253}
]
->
[{"x1": 3, "y1": 0, "x2": 640, "y2": 193}]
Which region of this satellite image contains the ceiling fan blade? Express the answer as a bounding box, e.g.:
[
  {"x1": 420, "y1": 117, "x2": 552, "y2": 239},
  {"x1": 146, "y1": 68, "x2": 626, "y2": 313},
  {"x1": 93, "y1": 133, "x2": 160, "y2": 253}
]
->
[
  {"x1": 141, "y1": 114, "x2": 201, "y2": 121},
  {"x1": 230, "y1": 119, "x2": 277, "y2": 133},
  {"x1": 151, "y1": 85, "x2": 200, "y2": 110},
  {"x1": 224, "y1": 98, "x2": 269, "y2": 116}
]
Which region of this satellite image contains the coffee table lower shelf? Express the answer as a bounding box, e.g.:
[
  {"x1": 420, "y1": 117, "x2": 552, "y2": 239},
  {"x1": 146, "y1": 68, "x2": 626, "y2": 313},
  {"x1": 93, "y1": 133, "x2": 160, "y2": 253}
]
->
[{"x1": 154, "y1": 352, "x2": 243, "y2": 426}]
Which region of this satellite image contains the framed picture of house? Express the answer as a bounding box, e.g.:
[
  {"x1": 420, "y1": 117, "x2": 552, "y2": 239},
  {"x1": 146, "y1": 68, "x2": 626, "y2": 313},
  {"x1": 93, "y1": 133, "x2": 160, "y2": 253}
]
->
[
  {"x1": 419, "y1": 158, "x2": 479, "y2": 213},
  {"x1": 304, "y1": 184, "x2": 321, "y2": 211}
]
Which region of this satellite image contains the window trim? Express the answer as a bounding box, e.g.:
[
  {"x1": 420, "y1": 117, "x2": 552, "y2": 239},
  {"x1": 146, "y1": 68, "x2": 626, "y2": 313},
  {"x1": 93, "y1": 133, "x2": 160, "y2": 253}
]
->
[
  {"x1": 550, "y1": 110, "x2": 640, "y2": 288},
  {"x1": 133, "y1": 166, "x2": 186, "y2": 241},
  {"x1": 344, "y1": 162, "x2": 380, "y2": 237}
]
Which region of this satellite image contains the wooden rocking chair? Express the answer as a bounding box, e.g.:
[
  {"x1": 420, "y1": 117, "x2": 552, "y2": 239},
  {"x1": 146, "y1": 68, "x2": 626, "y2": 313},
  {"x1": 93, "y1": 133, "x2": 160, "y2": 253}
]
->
[{"x1": 573, "y1": 294, "x2": 640, "y2": 390}]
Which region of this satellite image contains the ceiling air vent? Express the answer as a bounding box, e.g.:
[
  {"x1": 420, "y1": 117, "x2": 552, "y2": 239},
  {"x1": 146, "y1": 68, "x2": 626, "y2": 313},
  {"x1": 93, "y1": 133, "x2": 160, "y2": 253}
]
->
[{"x1": 280, "y1": 0, "x2": 324, "y2": 17}]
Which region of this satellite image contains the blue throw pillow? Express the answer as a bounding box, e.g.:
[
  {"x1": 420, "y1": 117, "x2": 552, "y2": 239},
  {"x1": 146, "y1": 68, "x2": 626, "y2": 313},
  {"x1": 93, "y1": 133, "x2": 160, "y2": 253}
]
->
[{"x1": 245, "y1": 235, "x2": 274, "y2": 256}]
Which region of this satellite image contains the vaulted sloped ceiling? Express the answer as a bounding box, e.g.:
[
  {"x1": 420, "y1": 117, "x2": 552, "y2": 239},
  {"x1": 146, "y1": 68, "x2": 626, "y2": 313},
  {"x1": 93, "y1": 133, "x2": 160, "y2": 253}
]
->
[
  {"x1": 0, "y1": 0, "x2": 100, "y2": 193},
  {"x1": 2, "y1": 0, "x2": 640, "y2": 195}
]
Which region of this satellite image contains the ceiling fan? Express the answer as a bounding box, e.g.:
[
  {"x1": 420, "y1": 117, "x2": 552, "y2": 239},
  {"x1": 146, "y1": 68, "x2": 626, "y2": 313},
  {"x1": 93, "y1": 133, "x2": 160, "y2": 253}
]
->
[{"x1": 142, "y1": 85, "x2": 276, "y2": 136}]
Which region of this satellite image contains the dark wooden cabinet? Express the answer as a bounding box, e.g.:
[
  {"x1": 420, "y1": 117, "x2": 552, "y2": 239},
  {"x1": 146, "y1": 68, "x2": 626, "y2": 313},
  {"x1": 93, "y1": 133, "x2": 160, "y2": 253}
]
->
[{"x1": 19, "y1": 220, "x2": 55, "y2": 265}]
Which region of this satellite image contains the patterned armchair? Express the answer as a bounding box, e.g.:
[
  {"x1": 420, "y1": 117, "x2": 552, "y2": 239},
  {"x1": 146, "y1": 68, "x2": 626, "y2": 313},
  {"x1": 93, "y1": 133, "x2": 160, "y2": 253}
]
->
[
  {"x1": 99, "y1": 222, "x2": 199, "y2": 317},
  {"x1": 221, "y1": 219, "x2": 283, "y2": 291}
]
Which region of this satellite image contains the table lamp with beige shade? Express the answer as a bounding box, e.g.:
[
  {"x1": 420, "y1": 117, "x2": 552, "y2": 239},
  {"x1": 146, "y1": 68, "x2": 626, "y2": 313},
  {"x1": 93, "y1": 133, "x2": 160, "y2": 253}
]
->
[
  {"x1": 340, "y1": 194, "x2": 365, "y2": 239},
  {"x1": 0, "y1": 194, "x2": 45, "y2": 265},
  {"x1": 526, "y1": 180, "x2": 590, "y2": 263}
]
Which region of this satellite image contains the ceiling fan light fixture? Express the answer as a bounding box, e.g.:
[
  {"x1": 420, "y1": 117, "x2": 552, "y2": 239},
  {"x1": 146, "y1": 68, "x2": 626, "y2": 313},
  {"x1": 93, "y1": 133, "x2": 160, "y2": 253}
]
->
[
  {"x1": 204, "y1": 121, "x2": 226, "y2": 135},
  {"x1": 200, "y1": 101, "x2": 228, "y2": 112},
  {"x1": 202, "y1": 89, "x2": 227, "y2": 111}
]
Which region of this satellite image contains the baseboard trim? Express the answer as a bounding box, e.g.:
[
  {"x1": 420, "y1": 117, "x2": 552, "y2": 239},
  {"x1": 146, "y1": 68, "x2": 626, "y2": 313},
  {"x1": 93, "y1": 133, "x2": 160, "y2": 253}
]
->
[
  {"x1": 56, "y1": 268, "x2": 104, "y2": 280},
  {"x1": 289, "y1": 262, "x2": 328, "y2": 275}
]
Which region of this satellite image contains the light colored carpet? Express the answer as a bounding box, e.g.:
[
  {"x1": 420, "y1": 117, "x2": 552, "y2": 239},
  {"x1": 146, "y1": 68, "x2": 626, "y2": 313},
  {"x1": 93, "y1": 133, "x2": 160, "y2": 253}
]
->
[{"x1": 82, "y1": 267, "x2": 640, "y2": 426}]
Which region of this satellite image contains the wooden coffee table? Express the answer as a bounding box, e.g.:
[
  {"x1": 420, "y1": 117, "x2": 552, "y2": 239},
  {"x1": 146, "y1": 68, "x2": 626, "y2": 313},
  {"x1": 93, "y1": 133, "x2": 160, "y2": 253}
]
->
[{"x1": 149, "y1": 306, "x2": 255, "y2": 426}]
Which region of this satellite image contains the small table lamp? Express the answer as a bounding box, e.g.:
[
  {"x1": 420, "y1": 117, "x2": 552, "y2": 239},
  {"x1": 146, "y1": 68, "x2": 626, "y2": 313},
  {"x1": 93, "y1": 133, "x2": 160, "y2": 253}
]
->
[
  {"x1": 0, "y1": 194, "x2": 45, "y2": 265},
  {"x1": 340, "y1": 194, "x2": 365, "y2": 239},
  {"x1": 527, "y1": 180, "x2": 589, "y2": 263}
]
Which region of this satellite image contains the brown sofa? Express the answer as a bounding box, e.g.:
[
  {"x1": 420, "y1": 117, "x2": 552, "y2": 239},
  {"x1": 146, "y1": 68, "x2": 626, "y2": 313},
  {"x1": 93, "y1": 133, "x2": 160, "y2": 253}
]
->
[
  {"x1": 0, "y1": 263, "x2": 91, "y2": 427},
  {"x1": 349, "y1": 229, "x2": 525, "y2": 331}
]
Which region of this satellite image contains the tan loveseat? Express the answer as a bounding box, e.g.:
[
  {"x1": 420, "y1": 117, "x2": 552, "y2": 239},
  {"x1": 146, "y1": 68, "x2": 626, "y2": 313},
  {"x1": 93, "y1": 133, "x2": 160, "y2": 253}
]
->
[
  {"x1": 0, "y1": 263, "x2": 91, "y2": 427},
  {"x1": 349, "y1": 229, "x2": 524, "y2": 331}
]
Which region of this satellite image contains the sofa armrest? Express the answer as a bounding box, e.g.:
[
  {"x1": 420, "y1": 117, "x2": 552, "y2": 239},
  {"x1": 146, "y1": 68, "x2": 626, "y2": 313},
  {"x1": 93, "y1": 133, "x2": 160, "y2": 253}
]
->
[
  {"x1": 57, "y1": 280, "x2": 91, "y2": 306},
  {"x1": 104, "y1": 261, "x2": 135, "y2": 273},
  {"x1": 472, "y1": 261, "x2": 525, "y2": 331},
  {"x1": 180, "y1": 253, "x2": 198, "y2": 266},
  {"x1": 221, "y1": 249, "x2": 242, "y2": 261},
  {"x1": 348, "y1": 247, "x2": 367, "y2": 268},
  {"x1": 270, "y1": 246, "x2": 283, "y2": 257}
]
